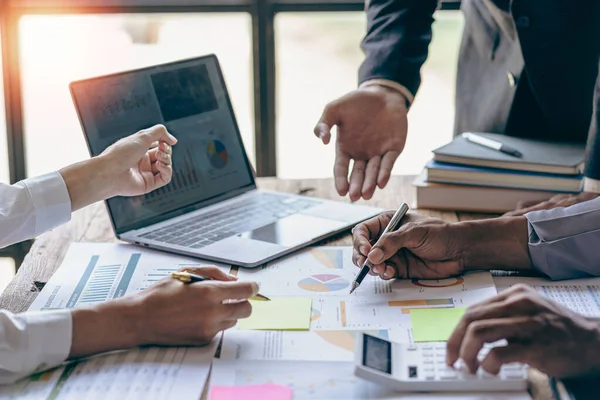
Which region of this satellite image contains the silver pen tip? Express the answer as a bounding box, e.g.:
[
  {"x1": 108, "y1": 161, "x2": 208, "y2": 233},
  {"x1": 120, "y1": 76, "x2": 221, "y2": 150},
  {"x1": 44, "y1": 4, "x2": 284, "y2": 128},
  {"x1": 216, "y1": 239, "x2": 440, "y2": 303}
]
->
[{"x1": 349, "y1": 282, "x2": 358, "y2": 295}]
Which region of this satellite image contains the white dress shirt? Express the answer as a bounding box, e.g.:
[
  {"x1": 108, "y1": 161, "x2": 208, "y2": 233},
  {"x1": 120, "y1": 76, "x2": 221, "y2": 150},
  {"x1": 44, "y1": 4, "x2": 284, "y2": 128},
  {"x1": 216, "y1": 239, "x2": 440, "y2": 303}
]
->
[{"x1": 0, "y1": 172, "x2": 73, "y2": 384}]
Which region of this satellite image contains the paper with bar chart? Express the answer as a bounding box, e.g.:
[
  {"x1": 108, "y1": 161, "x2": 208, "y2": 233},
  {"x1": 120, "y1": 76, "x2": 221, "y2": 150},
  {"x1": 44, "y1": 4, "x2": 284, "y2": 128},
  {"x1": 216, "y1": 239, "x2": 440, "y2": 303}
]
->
[
  {"x1": 30, "y1": 243, "x2": 227, "y2": 310},
  {"x1": 13, "y1": 243, "x2": 227, "y2": 400}
]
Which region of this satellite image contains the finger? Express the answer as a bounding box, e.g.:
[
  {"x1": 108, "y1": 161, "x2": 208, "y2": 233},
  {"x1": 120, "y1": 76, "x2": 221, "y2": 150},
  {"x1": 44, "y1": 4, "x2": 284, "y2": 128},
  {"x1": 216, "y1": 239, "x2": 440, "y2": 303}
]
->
[
  {"x1": 153, "y1": 162, "x2": 173, "y2": 188},
  {"x1": 154, "y1": 149, "x2": 171, "y2": 166},
  {"x1": 367, "y1": 225, "x2": 426, "y2": 265},
  {"x1": 480, "y1": 344, "x2": 530, "y2": 375},
  {"x1": 159, "y1": 141, "x2": 172, "y2": 155},
  {"x1": 348, "y1": 160, "x2": 367, "y2": 202},
  {"x1": 314, "y1": 102, "x2": 339, "y2": 145},
  {"x1": 224, "y1": 299, "x2": 253, "y2": 320},
  {"x1": 334, "y1": 147, "x2": 351, "y2": 196},
  {"x1": 362, "y1": 156, "x2": 381, "y2": 200},
  {"x1": 140, "y1": 124, "x2": 177, "y2": 146},
  {"x1": 458, "y1": 317, "x2": 538, "y2": 373},
  {"x1": 371, "y1": 262, "x2": 386, "y2": 276},
  {"x1": 382, "y1": 264, "x2": 397, "y2": 280},
  {"x1": 180, "y1": 266, "x2": 238, "y2": 281},
  {"x1": 447, "y1": 285, "x2": 537, "y2": 364},
  {"x1": 148, "y1": 147, "x2": 160, "y2": 163},
  {"x1": 352, "y1": 247, "x2": 367, "y2": 267},
  {"x1": 377, "y1": 151, "x2": 399, "y2": 189},
  {"x1": 352, "y1": 216, "x2": 390, "y2": 255},
  {"x1": 209, "y1": 281, "x2": 259, "y2": 301}
]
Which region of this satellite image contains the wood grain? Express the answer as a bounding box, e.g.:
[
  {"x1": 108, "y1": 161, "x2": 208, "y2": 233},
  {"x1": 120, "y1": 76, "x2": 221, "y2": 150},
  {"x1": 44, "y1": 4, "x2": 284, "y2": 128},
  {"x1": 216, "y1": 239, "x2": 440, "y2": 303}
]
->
[{"x1": 0, "y1": 176, "x2": 550, "y2": 399}]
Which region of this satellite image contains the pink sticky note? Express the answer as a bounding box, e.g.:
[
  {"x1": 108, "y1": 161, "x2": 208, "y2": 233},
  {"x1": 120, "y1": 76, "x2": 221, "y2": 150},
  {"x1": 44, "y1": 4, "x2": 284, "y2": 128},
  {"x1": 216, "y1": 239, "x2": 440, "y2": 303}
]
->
[{"x1": 210, "y1": 384, "x2": 292, "y2": 400}]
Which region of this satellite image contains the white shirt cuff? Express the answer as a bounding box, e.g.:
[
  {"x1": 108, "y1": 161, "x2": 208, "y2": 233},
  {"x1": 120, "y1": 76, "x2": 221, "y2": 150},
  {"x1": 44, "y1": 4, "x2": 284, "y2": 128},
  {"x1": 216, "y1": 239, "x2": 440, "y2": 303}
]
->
[
  {"x1": 22, "y1": 171, "x2": 72, "y2": 237},
  {"x1": 24, "y1": 310, "x2": 73, "y2": 373},
  {"x1": 360, "y1": 79, "x2": 415, "y2": 107},
  {"x1": 583, "y1": 177, "x2": 600, "y2": 194}
]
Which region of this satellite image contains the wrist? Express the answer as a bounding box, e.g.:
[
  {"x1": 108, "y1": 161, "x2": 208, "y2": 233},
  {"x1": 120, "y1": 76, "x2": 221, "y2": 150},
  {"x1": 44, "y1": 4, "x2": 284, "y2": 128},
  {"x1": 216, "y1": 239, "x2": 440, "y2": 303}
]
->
[
  {"x1": 69, "y1": 297, "x2": 144, "y2": 359},
  {"x1": 59, "y1": 156, "x2": 114, "y2": 211},
  {"x1": 360, "y1": 84, "x2": 409, "y2": 110},
  {"x1": 458, "y1": 217, "x2": 532, "y2": 272}
]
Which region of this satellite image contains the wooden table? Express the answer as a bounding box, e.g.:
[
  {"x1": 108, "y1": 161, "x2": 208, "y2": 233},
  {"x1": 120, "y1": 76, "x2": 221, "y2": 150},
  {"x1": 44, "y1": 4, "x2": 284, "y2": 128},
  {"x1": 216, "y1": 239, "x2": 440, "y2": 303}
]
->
[{"x1": 0, "y1": 176, "x2": 553, "y2": 399}]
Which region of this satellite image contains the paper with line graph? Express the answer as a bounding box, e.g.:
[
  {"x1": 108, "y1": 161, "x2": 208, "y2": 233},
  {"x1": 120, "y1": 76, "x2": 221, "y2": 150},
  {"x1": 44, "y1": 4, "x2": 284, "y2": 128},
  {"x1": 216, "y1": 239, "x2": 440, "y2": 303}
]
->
[{"x1": 29, "y1": 242, "x2": 228, "y2": 310}]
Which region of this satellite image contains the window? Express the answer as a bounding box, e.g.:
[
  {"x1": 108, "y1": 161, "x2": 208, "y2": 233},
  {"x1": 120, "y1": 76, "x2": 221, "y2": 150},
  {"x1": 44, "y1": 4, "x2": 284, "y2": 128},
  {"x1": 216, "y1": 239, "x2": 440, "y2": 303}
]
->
[
  {"x1": 275, "y1": 11, "x2": 464, "y2": 179},
  {"x1": 19, "y1": 13, "x2": 253, "y2": 177}
]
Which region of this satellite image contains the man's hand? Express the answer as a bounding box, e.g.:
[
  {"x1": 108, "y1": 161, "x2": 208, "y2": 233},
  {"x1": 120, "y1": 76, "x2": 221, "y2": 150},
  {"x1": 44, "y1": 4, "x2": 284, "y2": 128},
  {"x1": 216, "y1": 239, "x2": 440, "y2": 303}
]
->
[
  {"x1": 70, "y1": 266, "x2": 258, "y2": 358},
  {"x1": 314, "y1": 86, "x2": 408, "y2": 201},
  {"x1": 352, "y1": 212, "x2": 532, "y2": 280},
  {"x1": 352, "y1": 211, "x2": 464, "y2": 280},
  {"x1": 505, "y1": 192, "x2": 600, "y2": 216},
  {"x1": 100, "y1": 124, "x2": 177, "y2": 197},
  {"x1": 446, "y1": 284, "x2": 600, "y2": 378}
]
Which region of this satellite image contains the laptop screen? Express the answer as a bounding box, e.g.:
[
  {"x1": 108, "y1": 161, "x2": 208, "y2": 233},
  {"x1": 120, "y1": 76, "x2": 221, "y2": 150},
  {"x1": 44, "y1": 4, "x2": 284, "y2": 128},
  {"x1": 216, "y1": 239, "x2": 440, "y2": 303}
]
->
[{"x1": 70, "y1": 55, "x2": 255, "y2": 234}]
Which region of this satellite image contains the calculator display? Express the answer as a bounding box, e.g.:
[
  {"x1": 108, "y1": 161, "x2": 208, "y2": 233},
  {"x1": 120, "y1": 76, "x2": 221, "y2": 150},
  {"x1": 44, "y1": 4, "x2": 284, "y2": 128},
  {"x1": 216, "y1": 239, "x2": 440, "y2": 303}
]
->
[{"x1": 363, "y1": 335, "x2": 392, "y2": 374}]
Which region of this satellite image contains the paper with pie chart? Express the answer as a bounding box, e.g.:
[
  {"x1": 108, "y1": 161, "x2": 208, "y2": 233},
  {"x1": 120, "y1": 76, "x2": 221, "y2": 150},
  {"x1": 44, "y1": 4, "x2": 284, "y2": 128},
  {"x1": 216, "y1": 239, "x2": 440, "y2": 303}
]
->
[
  {"x1": 235, "y1": 247, "x2": 393, "y2": 297},
  {"x1": 228, "y1": 246, "x2": 498, "y2": 361}
]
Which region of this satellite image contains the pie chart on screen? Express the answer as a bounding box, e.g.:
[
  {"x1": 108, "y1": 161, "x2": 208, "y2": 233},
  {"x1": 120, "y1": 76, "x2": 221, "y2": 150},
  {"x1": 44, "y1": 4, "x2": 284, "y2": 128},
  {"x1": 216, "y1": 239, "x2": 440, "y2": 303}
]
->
[{"x1": 206, "y1": 140, "x2": 228, "y2": 169}]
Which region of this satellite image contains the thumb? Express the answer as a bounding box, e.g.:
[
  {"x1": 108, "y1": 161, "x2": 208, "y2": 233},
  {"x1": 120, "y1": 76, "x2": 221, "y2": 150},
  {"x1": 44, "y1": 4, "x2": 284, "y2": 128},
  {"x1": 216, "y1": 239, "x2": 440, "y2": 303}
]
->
[
  {"x1": 368, "y1": 226, "x2": 425, "y2": 265},
  {"x1": 314, "y1": 101, "x2": 340, "y2": 145},
  {"x1": 140, "y1": 124, "x2": 177, "y2": 146}
]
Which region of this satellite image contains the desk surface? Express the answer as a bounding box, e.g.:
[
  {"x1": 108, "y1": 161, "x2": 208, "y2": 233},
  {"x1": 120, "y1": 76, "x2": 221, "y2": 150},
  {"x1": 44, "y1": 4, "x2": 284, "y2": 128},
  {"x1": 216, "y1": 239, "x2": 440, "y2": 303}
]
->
[{"x1": 0, "y1": 175, "x2": 553, "y2": 399}]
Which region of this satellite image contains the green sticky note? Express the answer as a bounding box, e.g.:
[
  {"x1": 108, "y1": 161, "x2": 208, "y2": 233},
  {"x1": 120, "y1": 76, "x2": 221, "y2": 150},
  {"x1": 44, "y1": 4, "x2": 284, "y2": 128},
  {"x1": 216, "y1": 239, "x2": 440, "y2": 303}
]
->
[
  {"x1": 237, "y1": 298, "x2": 312, "y2": 330},
  {"x1": 410, "y1": 307, "x2": 467, "y2": 342}
]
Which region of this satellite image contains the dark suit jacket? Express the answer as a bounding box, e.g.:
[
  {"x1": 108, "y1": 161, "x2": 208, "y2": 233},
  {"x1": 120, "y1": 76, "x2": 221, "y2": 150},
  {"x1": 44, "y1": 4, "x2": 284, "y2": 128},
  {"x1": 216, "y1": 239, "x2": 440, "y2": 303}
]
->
[{"x1": 359, "y1": 0, "x2": 600, "y2": 179}]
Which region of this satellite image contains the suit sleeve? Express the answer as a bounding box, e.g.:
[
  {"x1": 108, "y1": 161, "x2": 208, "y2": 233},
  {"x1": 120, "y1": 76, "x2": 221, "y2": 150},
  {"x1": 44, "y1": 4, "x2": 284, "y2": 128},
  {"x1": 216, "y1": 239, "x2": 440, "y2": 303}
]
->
[
  {"x1": 526, "y1": 197, "x2": 600, "y2": 280},
  {"x1": 358, "y1": 0, "x2": 439, "y2": 96},
  {"x1": 583, "y1": 63, "x2": 600, "y2": 181}
]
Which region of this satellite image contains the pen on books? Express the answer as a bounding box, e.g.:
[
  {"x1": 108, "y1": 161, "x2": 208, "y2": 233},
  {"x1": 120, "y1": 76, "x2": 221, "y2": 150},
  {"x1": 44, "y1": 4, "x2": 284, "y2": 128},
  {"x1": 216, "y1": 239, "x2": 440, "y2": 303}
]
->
[
  {"x1": 349, "y1": 203, "x2": 410, "y2": 295},
  {"x1": 462, "y1": 132, "x2": 523, "y2": 158},
  {"x1": 170, "y1": 271, "x2": 271, "y2": 301}
]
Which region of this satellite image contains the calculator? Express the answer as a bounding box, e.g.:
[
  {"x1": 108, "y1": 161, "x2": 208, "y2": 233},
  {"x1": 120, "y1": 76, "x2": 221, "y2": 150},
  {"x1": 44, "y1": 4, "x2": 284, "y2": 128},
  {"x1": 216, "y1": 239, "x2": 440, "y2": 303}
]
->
[{"x1": 354, "y1": 333, "x2": 528, "y2": 392}]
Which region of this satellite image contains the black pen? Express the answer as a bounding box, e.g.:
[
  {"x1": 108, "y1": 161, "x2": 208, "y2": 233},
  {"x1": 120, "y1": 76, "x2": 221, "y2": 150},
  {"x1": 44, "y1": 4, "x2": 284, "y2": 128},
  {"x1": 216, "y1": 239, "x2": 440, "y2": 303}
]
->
[
  {"x1": 349, "y1": 203, "x2": 410, "y2": 294},
  {"x1": 463, "y1": 132, "x2": 523, "y2": 158},
  {"x1": 170, "y1": 271, "x2": 270, "y2": 301}
]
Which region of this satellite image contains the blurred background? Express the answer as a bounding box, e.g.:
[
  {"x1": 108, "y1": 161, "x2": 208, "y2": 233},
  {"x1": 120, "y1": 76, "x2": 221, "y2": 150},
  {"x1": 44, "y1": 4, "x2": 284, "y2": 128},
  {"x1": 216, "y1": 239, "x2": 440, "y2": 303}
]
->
[{"x1": 0, "y1": 1, "x2": 464, "y2": 292}]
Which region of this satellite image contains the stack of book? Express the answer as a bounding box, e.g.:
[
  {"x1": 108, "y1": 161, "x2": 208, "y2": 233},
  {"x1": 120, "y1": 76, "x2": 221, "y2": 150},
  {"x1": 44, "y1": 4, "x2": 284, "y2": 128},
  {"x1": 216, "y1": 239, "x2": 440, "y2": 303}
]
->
[{"x1": 414, "y1": 133, "x2": 586, "y2": 213}]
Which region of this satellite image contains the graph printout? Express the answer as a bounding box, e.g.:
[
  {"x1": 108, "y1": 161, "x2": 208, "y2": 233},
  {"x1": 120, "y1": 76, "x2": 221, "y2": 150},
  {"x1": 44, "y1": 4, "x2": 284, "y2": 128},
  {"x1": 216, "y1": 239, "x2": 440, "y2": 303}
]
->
[{"x1": 5, "y1": 243, "x2": 225, "y2": 400}]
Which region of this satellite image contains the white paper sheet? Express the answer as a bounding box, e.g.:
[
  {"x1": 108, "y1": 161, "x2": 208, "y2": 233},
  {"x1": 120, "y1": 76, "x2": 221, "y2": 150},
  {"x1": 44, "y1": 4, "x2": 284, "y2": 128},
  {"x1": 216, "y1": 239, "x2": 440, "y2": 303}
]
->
[
  {"x1": 210, "y1": 359, "x2": 530, "y2": 400},
  {"x1": 3, "y1": 243, "x2": 224, "y2": 400}
]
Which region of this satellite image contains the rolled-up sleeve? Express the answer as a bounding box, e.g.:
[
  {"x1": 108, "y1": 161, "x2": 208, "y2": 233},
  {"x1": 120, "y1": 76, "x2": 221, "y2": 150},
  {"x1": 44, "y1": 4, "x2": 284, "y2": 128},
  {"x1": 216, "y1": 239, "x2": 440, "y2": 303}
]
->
[
  {"x1": 526, "y1": 197, "x2": 600, "y2": 280},
  {"x1": 0, "y1": 309, "x2": 72, "y2": 385},
  {"x1": 0, "y1": 172, "x2": 71, "y2": 249}
]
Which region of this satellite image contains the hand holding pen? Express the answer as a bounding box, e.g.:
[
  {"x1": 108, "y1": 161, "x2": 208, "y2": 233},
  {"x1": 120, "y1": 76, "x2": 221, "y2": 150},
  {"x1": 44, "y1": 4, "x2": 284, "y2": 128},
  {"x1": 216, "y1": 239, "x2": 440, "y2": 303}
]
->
[{"x1": 350, "y1": 203, "x2": 409, "y2": 293}]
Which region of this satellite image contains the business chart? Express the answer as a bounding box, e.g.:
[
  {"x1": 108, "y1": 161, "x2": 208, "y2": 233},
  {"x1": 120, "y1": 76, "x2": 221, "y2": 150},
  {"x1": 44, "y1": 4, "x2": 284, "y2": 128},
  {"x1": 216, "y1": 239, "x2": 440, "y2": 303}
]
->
[
  {"x1": 495, "y1": 276, "x2": 600, "y2": 317},
  {"x1": 206, "y1": 139, "x2": 229, "y2": 169},
  {"x1": 298, "y1": 274, "x2": 350, "y2": 293},
  {"x1": 9, "y1": 243, "x2": 228, "y2": 400},
  {"x1": 31, "y1": 244, "x2": 219, "y2": 311},
  {"x1": 211, "y1": 360, "x2": 529, "y2": 400},
  {"x1": 220, "y1": 329, "x2": 390, "y2": 362}
]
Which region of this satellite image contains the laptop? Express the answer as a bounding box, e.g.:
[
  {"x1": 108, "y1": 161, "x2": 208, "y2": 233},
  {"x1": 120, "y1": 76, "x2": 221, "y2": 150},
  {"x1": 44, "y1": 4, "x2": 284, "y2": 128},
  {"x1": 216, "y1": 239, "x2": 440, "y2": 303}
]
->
[{"x1": 70, "y1": 54, "x2": 381, "y2": 267}]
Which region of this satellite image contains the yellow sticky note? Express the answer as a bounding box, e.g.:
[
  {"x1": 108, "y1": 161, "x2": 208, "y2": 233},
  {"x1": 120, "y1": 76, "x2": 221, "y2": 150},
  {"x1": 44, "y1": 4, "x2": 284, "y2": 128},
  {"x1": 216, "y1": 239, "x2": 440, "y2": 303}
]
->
[
  {"x1": 410, "y1": 307, "x2": 467, "y2": 342},
  {"x1": 237, "y1": 298, "x2": 312, "y2": 330}
]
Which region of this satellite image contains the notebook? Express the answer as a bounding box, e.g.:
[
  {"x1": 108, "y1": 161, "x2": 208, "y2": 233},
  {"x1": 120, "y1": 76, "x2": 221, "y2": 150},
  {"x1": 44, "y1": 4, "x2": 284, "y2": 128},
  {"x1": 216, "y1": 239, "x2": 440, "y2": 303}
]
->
[
  {"x1": 433, "y1": 133, "x2": 585, "y2": 175},
  {"x1": 425, "y1": 161, "x2": 583, "y2": 192}
]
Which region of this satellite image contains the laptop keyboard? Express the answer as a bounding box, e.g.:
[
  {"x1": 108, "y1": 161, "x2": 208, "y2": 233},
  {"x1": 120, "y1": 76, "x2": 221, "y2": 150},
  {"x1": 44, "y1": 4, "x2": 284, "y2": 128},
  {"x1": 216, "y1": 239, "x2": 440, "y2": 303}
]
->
[{"x1": 138, "y1": 193, "x2": 321, "y2": 249}]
